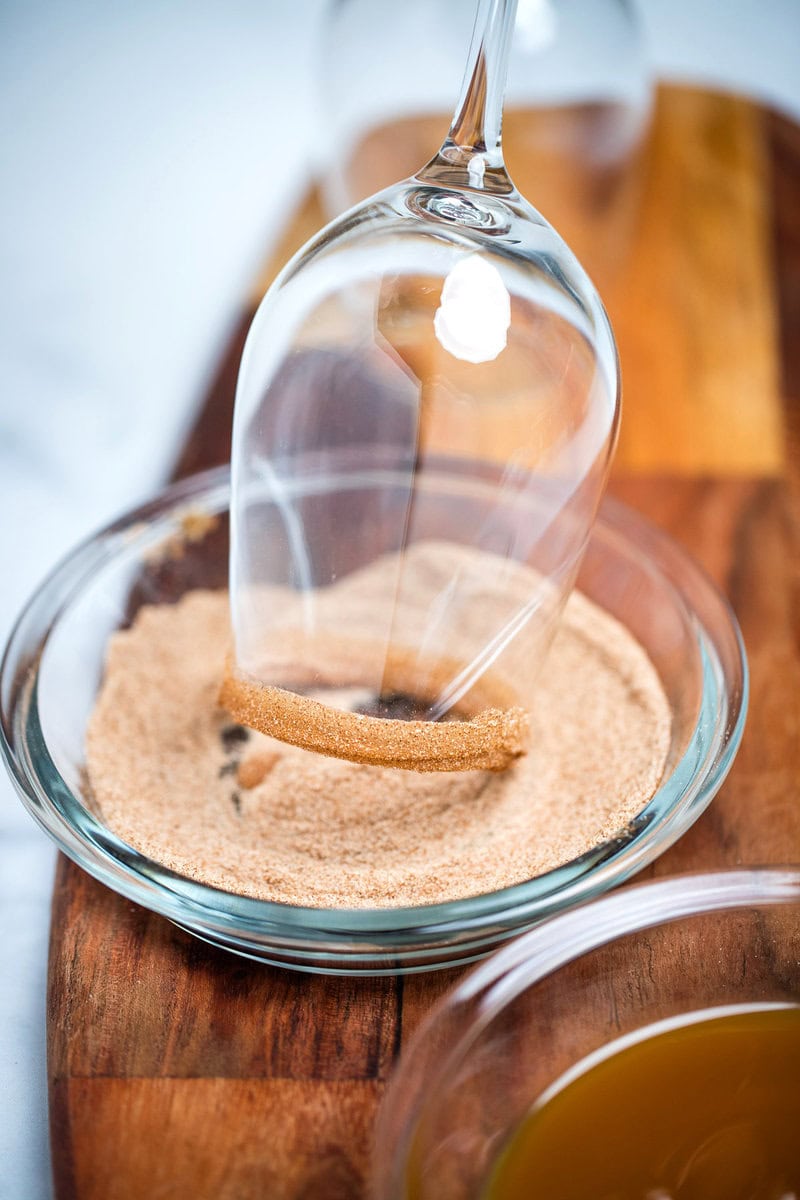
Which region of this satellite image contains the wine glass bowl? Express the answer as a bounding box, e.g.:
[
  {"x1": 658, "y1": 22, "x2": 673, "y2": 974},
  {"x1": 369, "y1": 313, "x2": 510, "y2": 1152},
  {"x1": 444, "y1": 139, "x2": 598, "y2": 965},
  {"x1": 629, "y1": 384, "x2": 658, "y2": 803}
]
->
[{"x1": 228, "y1": 177, "x2": 619, "y2": 737}]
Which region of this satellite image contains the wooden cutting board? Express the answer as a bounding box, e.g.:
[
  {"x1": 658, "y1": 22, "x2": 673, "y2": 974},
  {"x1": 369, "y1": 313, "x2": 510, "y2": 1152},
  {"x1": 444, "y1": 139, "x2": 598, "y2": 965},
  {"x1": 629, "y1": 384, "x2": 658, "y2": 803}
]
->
[{"x1": 48, "y1": 86, "x2": 800, "y2": 1199}]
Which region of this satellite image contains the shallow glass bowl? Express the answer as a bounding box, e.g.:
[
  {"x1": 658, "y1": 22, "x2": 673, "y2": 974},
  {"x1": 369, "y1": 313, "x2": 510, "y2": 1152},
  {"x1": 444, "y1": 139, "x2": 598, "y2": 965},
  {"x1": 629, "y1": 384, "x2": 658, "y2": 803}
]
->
[{"x1": 0, "y1": 465, "x2": 747, "y2": 974}]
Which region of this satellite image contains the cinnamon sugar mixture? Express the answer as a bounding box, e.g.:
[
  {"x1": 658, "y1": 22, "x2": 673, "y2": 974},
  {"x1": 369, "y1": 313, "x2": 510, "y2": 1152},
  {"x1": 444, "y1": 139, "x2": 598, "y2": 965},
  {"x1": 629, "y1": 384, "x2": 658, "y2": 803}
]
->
[{"x1": 86, "y1": 549, "x2": 671, "y2": 908}]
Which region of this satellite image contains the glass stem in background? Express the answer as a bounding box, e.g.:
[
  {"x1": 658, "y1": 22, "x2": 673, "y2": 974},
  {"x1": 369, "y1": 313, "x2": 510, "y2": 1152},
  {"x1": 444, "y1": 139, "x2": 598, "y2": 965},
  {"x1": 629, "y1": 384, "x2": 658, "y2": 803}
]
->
[{"x1": 418, "y1": 0, "x2": 519, "y2": 194}]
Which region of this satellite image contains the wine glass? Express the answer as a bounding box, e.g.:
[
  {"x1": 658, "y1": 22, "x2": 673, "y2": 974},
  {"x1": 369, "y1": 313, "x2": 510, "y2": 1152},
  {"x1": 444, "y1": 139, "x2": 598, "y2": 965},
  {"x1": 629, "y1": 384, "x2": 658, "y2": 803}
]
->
[{"x1": 222, "y1": 0, "x2": 620, "y2": 771}]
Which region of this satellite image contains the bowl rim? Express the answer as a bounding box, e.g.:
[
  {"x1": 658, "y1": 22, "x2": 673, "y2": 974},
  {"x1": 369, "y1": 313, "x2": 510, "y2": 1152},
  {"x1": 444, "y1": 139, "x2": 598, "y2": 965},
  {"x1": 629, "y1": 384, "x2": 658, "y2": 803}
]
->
[
  {"x1": 0, "y1": 465, "x2": 749, "y2": 971},
  {"x1": 458, "y1": 863, "x2": 800, "y2": 1005}
]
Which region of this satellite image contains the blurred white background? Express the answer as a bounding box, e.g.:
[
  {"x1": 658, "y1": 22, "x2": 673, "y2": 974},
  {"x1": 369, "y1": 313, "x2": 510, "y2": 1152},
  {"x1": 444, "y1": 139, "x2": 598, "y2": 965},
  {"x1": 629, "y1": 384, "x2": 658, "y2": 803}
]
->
[{"x1": 1, "y1": 2, "x2": 798, "y2": 1195}]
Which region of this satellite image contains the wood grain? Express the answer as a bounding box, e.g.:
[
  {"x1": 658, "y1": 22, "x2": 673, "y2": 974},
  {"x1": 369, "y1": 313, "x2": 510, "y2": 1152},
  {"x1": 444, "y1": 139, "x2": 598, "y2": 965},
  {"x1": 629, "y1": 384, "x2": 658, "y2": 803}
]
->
[
  {"x1": 55, "y1": 1078, "x2": 381, "y2": 1200},
  {"x1": 49, "y1": 86, "x2": 800, "y2": 1199}
]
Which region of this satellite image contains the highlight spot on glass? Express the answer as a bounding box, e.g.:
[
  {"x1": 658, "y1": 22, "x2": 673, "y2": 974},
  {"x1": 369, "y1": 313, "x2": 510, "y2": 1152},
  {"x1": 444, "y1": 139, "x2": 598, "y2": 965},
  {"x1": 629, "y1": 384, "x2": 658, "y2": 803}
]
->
[{"x1": 434, "y1": 255, "x2": 511, "y2": 364}]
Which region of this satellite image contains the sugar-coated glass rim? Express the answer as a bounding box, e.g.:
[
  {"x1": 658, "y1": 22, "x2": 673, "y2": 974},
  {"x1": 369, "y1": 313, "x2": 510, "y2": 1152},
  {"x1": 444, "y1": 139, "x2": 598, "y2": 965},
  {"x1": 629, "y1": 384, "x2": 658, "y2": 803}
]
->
[{"x1": 0, "y1": 466, "x2": 748, "y2": 973}]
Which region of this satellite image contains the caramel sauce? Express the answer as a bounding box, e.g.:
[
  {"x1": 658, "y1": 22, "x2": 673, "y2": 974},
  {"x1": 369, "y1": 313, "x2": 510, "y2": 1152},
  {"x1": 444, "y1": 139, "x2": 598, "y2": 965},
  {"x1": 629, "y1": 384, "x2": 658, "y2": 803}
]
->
[{"x1": 484, "y1": 1006, "x2": 800, "y2": 1200}]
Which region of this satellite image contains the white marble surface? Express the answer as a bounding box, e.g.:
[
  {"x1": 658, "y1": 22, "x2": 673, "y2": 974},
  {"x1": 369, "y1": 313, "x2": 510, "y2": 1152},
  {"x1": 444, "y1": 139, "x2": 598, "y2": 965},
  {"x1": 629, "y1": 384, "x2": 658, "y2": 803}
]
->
[{"x1": 1, "y1": 2, "x2": 798, "y2": 1196}]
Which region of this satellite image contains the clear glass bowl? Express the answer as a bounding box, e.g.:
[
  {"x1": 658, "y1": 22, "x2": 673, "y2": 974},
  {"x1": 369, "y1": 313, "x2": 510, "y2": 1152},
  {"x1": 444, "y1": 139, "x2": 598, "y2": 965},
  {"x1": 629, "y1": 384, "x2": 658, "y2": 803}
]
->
[
  {"x1": 374, "y1": 867, "x2": 800, "y2": 1196},
  {"x1": 0, "y1": 465, "x2": 746, "y2": 974}
]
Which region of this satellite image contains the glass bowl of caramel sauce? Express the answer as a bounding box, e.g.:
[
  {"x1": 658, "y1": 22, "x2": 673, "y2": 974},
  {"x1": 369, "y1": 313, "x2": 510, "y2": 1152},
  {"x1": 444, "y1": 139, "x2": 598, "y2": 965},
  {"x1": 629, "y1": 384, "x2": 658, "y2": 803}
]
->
[{"x1": 375, "y1": 866, "x2": 800, "y2": 1196}]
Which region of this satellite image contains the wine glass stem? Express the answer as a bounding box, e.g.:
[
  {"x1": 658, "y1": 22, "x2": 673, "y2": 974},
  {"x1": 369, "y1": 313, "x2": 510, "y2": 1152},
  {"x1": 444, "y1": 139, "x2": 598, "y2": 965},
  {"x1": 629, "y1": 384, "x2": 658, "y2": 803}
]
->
[{"x1": 448, "y1": 0, "x2": 518, "y2": 166}]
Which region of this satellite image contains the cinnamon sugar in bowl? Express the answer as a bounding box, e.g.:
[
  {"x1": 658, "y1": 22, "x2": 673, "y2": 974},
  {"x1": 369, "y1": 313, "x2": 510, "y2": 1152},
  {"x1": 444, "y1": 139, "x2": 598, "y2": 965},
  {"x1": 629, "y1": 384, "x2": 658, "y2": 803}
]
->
[{"x1": 0, "y1": 466, "x2": 747, "y2": 974}]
